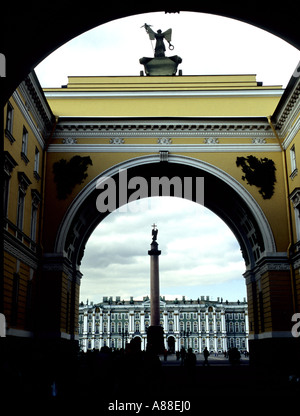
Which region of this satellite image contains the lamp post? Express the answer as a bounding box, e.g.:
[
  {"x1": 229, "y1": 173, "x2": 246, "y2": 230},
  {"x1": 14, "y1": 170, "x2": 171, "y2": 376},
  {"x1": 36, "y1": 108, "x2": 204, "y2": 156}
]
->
[
  {"x1": 119, "y1": 328, "x2": 129, "y2": 349},
  {"x1": 180, "y1": 330, "x2": 192, "y2": 350}
]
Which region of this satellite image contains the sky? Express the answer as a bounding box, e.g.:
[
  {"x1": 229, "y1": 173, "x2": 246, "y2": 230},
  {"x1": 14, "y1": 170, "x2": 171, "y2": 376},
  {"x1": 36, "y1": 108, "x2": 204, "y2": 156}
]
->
[
  {"x1": 35, "y1": 11, "x2": 299, "y2": 304},
  {"x1": 79, "y1": 197, "x2": 246, "y2": 304},
  {"x1": 35, "y1": 11, "x2": 299, "y2": 88}
]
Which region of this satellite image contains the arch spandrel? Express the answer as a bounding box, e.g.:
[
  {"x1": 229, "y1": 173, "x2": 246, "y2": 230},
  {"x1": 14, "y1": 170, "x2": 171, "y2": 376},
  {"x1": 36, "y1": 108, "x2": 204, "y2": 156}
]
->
[{"x1": 53, "y1": 154, "x2": 277, "y2": 271}]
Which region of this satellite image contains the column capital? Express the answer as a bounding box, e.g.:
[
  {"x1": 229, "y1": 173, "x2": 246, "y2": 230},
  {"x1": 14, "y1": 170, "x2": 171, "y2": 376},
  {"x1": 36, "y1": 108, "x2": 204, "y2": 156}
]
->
[{"x1": 148, "y1": 241, "x2": 161, "y2": 255}]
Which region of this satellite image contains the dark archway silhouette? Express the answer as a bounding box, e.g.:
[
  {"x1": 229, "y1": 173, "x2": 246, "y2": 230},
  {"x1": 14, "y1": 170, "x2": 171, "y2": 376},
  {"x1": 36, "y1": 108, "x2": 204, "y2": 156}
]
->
[{"x1": 1, "y1": 3, "x2": 299, "y2": 104}]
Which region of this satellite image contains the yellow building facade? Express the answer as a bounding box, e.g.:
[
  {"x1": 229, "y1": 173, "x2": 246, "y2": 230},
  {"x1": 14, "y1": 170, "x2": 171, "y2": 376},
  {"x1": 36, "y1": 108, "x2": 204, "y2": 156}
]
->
[{"x1": 2, "y1": 71, "x2": 300, "y2": 367}]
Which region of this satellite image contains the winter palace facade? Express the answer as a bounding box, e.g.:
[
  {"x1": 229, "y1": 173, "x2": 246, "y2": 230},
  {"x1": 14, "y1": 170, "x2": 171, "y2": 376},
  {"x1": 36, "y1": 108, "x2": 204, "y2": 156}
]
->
[{"x1": 78, "y1": 296, "x2": 249, "y2": 353}]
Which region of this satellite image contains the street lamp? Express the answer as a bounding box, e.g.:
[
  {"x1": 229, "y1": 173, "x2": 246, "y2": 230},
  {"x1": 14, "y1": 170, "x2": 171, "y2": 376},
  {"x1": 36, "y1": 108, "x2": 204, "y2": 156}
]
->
[
  {"x1": 180, "y1": 330, "x2": 192, "y2": 349},
  {"x1": 119, "y1": 328, "x2": 129, "y2": 349}
]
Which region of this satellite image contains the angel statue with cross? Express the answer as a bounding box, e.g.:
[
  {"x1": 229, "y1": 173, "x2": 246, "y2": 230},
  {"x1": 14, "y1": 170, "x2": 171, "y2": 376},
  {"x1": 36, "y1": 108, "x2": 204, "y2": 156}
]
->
[{"x1": 142, "y1": 23, "x2": 174, "y2": 58}]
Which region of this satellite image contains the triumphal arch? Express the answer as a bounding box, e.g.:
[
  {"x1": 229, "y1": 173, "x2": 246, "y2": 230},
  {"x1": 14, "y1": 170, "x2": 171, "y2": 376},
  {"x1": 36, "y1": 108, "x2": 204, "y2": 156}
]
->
[
  {"x1": 2, "y1": 14, "x2": 300, "y2": 371},
  {"x1": 37, "y1": 70, "x2": 299, "y2": 365}
]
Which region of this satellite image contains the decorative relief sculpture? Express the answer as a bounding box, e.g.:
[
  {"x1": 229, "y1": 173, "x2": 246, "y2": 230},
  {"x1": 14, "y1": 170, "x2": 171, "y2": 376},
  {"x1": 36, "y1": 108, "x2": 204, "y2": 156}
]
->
[
  {"x1": 204, "y1": 138, "x2": 219, "y2": 144},
  {"x1": 157, "y1": 138, "x2": 172, "y2": 144},
  {"x1": 236, "y1": 155, "x2": 276, "y2": 199},
  {"x1": 110, "y1": 138, "x2": 125, "y2": 144},
  {"x1": 62, "y1": 138, "x2": 77, "y2": 144},
  {"x1": 252, "y1": 138, "x2": 266, "y2": 144},
  {"x1": 53, "y1": 155, "x2": 93, "y2": 199}
]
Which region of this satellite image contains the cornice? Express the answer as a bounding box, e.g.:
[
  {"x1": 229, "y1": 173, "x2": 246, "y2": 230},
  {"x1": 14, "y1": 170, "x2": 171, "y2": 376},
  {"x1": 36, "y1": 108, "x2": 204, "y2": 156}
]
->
[
  {"x1": 4, "y1": 230, "x2": 39, "y2": 269},
  {"x1": 52, "y1": 117, "x2": 275, "y2": 140},
  {"x1": 44, "y1": 89, "x2": 283, "y2": 100},
  {"x1": 12, "y1": 90, "x2": 46, "y2": 149},
  {"x1": 272, "y1": 76, "x2": 300, "y2": 140}
]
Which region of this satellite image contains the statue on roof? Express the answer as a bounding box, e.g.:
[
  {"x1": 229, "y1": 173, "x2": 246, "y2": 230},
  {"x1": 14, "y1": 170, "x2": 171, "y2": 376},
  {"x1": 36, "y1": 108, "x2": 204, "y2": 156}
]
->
[{"x1": 142, "y1": 23, "x2": 174, "y2": 58}]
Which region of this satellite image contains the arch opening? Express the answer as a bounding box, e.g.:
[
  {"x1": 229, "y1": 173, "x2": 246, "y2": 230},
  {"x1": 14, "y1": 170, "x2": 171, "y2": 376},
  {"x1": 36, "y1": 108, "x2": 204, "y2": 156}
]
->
[{"x1": 56, "y1": 155, "x2": 275, "y2": 276}]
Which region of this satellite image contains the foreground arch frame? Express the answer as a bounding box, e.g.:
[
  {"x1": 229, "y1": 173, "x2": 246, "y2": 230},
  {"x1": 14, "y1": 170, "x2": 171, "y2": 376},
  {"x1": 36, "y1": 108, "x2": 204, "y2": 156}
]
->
[{"x1": 1, "y1": 3, "x2": 300, "y2": 104}]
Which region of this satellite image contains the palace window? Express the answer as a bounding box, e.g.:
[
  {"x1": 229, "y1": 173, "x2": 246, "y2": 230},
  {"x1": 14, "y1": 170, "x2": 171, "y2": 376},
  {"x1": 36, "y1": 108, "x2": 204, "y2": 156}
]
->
[
  {"x1": 5, "y1": 102, "x2": 15, "y2": 143},
  {"x1": 30, "y1": 190, "x2": 41, "y2": 245},
  {"x1": 290, "y1": 145, "x2": 297, "y2": 175},
  {"x1": 16, "y1": 189, "x2": 25, "y2": 233},
  {"x1": 34, "y1": 147, "x2": 40, "y2": 179},
  {"x1": 16, "y1": 172, "x2": 31, "y2": 236},
  {"x1": 21, "y1": 126, "x2": 29, "y2": 163}
]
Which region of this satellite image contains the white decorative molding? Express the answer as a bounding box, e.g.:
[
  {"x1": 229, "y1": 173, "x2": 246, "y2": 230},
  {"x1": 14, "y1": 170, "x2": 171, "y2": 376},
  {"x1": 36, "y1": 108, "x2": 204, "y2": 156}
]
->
[
  {"x1": 204, "y1": 137, "x2": 219, "y2": 144},
  {"x1": 45, "y1": 89, "x2": 283, "y2": 100},
  {"x1": 252, "y1": 138, "x2": 266, "y2": 144},
  {"x1": 282, "y1": 115, "x2": 300, "y2": 150},
  {"x1": 4, "y1": 234, "x2": 38, "y2": 269},
  {"x1": 62, "y1": 138, "x2": 77, "y2": 144},
  {"x1": 47, "y1": 143, "x2": 281, "y2": 153},
  {"x1": 52, "y1": 119, "x2": 276, "y2": 140},
  {"x1": 159, "y1": 150, "x2": 169, "y2": 162},
  {"x1": 157, "y1": 138, "x2": 172, "y2": 144},
  {"x1": 109, "y1": 138, "x2": 125, "y2": 144}
]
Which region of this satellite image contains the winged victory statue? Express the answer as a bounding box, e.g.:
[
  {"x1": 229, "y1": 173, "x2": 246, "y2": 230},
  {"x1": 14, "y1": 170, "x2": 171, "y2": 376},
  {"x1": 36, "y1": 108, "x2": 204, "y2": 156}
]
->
[{"x1": 142, "y1": 23, "x2": 174, "y2": 58}]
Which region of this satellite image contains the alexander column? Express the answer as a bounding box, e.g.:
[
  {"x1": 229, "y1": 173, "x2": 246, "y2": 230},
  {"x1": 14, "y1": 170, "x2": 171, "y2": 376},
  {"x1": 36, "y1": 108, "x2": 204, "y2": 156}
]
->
[{"x1": 147, "y1": 224, "x2": 164, "y2": 354}]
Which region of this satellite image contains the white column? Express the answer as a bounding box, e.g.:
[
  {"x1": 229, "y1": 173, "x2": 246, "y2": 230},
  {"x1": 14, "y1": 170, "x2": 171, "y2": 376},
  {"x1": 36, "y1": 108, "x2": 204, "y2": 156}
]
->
[
  {"x1": 163, "y1": 312, "x2": 168, "y2": 332},
  {"x1": 100, "y1": 312, "x2": 103, "y2": 332},
  {"x1": 176, "y1": 335, "x2": 180, "y2": 351},
  {"x1": 174, "y1": 312, "x2": 179, "y2": 332},
  {"x1": 205, "y1": 311, "x2": 209, "y2": 336},
  {"x1": 107, "y1": 312, "x2": 111, "y2": 347},
  {"x1": 213, "y1": 312, "x2": 217, "y2": 351},
  {"x1": 141, "y1": 311, "x2": 145, "y2": 333},
  {"x1": 84, "y1": 312, "x2": 88, "y2": 335},
  {"x1": 129, "y1": 311, "x2": 134, "y2": 333}
]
